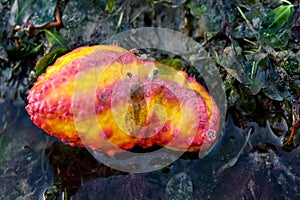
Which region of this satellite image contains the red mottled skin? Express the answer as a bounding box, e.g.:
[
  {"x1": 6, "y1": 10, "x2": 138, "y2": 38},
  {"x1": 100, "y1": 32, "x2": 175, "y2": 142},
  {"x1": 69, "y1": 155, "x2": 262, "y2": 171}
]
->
[{"x1": 26, "y1": 45, "x2": 220, "y2": 155}]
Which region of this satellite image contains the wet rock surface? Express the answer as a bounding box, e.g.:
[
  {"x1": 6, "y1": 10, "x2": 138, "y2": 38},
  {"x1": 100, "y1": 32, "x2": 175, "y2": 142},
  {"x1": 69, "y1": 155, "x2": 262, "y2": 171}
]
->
[
  {"x1": 1, "y1": 0, "x2": 300, "y2": 199},
  {"x1": 166, "y1": 172, "x2": 194, "y2": 200},
  {"x1": 1, "y1": 101, "x2": 299, "y2": 199}
]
